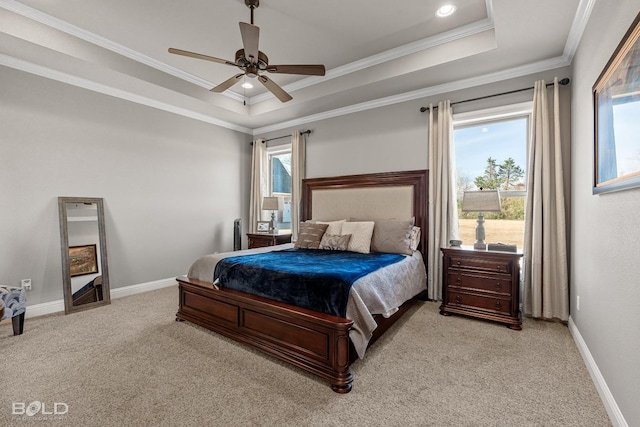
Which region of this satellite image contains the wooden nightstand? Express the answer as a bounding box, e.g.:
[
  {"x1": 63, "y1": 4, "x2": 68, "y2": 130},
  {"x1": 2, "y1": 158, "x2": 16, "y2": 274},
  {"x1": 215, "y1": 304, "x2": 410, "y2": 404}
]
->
[
  {"x1": 440, "y1": 247, "x2": 523, "y2": 330},
  {"x1": 247, "y1": 232, "x2": 292, "y2": 249}
]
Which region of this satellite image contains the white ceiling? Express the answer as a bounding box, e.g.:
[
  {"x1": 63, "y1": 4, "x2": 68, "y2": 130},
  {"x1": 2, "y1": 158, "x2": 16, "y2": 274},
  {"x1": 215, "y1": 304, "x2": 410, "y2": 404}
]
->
[{"x1": 0, "y1": 0, "x2": 590, "y2": 134}]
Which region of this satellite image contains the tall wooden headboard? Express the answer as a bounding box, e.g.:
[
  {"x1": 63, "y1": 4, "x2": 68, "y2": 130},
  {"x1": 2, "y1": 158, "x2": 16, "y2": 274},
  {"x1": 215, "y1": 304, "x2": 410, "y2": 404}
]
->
[{"x1": 301, "y1": 170, "x2": 429, "y2": 263}]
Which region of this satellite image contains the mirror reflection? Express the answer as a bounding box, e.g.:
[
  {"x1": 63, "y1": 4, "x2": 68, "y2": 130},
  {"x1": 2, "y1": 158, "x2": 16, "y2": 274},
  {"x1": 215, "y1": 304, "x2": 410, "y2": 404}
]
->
[{"x1": 58, "y1": 197, "x2": 110, "y2": 314}]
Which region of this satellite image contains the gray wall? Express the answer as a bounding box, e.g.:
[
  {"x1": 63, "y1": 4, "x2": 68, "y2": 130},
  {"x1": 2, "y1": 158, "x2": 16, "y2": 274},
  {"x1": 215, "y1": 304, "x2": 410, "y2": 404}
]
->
[
  {"x1": 258, "y1": 69, "x2": 571, "y2": 181},
  {"x1": 571, "y1": 1, "x2": 640, "y2": 425},
  {"x1": 0, "y1": 66, "x2": 252, "y2": 305}
]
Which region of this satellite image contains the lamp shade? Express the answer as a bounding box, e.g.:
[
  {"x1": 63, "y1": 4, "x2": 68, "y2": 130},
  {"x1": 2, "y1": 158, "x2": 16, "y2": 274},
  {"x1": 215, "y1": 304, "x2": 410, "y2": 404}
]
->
[
  {"x1": 261, "y1": 196, "x2": 283, "y2": 211},
  {"x1": 461, "y1": 190, "x2": 502, "y2": 213}
]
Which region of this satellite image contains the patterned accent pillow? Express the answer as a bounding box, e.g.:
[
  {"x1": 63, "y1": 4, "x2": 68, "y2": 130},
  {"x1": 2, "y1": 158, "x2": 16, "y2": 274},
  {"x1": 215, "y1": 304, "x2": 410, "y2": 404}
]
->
[
  {"x1": 319, "y1": 233, "x2": 351, "y2": 251},
  {"x1": 341, "y1": 221, "x2": 375, "y2": 254},
  {"x1": 294, "y1": 222, "x2": 329, "y2": 249}
]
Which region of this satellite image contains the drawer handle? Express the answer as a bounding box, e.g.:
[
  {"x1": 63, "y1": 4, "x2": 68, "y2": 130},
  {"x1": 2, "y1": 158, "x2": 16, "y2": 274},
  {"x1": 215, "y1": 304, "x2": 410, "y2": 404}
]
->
[
  {"x1": 455, "y1": 295, "x2": 462, "y2": 304},
  {"x1": 456, "y1": 277, "x2": 462, "y2": 284},
  {"x1": 456, "y1": 261, "x2": 462, "y2": 266},
  {"x1": 495, "y1": 301, "x2": 502, "y2": 310},
  {"x1": 495, "y1": 282, "x2": 502, "y2": 290}
]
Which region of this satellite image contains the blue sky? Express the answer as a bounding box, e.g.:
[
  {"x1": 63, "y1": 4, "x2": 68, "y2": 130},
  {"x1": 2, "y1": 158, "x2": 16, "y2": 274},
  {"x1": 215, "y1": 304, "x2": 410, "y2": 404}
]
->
[
  {"x1": 454, "y1": 118, "x2": 528, "y2": 189},
  {"x1": 612, "y1": 101, "x2": 640, "y2": 177}
]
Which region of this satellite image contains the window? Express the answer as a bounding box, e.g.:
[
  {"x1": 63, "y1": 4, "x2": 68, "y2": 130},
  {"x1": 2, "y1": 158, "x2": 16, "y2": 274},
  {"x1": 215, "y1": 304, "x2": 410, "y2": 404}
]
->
[
  {"x1": 453, "y1": 103, "x2": 531, "y2": 249},
  {"x1": 267, "y1": 144, "x2": 292, "y2": 233}
]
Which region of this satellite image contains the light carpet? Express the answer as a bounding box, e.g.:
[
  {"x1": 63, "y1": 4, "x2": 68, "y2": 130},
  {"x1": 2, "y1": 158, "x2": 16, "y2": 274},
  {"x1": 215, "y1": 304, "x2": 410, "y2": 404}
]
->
[{"x1": 0, "y1": 285, "x2": 611, "y2": 426}]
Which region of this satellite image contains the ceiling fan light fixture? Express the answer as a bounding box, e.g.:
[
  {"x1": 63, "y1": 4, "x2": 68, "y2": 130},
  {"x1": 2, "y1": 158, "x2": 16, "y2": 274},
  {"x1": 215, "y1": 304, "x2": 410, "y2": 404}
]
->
[
  {"x1": 436, "y1": 4, "x2": 456, "y2": 17},
  {"x1": 168, "y1": 0, "x2": 324, "y2": 102}
]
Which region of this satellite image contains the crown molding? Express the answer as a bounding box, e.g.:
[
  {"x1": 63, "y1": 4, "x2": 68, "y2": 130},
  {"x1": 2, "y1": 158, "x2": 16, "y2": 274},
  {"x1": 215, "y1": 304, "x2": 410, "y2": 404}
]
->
[
  {"x1": 2, "y1": 0, "x2": 585, "y2": 136},
  {"x1": 252, "y1": 55, "x2": 571, "y2": 135},
  {"x1": 0, "y1": 0, "x2": 245, "y2": 104},
  {"x1": 0, "y1": 0, "x2": 496, "y2": 107},
  {"x1": 0, "y1": 53, "x2": 252, "y2": 134},
  {"x1": 563, "y1": 0, "x2": 597, "y2": 62},
  {"x1": 248, "y1": 16, "x2": 496, "y2": 105}
]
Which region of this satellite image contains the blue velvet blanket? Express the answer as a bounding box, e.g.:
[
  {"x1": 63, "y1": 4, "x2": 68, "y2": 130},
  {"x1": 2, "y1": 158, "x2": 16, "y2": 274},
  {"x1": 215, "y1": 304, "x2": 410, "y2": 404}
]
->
[{"x1": 214, "y1": 249, "x2": 405, "y2": 317}]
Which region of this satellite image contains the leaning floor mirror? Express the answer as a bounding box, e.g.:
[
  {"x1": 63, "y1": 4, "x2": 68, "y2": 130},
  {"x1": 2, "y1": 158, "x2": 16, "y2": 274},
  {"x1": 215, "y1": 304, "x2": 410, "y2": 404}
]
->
[{"x1": 58, "y1": 197, "x2": 111, "y2": 314}]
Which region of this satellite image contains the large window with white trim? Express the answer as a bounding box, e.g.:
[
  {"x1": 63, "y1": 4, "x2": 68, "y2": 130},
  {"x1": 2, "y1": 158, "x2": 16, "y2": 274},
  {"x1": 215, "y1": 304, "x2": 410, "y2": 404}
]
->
[
  {"x1": 267, "y1": 144, "x2": 292, "y2": 233},
  {"x1": 453, "y1": 103, "x2": 531, "y2": 250}
]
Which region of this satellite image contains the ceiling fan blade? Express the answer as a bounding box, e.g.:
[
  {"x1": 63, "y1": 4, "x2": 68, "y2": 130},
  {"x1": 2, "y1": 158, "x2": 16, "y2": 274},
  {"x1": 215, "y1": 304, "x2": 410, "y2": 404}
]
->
[
  {"x1": 168, "y1": 48, "x2": 236, "y2": 66},
  {"x1": 258, "y1": 75, "x2": 293, "y2": 102},
  {"x1": 239, "y1": 22, "x2": 260, "y2": 64},
  {"x1": 211, "y1": 73, "x2": 245, "y2": 93},
  {"x1": 265, "y1": 64, "x2": 326, "y2": 76}
]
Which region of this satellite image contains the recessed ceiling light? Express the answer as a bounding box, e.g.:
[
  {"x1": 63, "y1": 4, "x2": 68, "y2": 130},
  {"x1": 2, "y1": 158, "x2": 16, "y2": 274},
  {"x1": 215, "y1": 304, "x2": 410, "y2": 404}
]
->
[
  {"x1": 241, "y1": 82, "x2": 254, "y2": 89},
  {"x1": 436, "y1": 4, "x2": 456, "y2": 17}
]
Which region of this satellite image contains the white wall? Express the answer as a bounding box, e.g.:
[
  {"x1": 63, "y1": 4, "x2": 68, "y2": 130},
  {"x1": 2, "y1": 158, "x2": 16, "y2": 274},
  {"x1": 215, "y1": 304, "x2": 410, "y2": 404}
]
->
[
  {"x1": 571, "y1": 2, "x2": 640, "y2": 425},
  {"x1": 0, "y1": 66, "x2": 252, "y2": 306}
]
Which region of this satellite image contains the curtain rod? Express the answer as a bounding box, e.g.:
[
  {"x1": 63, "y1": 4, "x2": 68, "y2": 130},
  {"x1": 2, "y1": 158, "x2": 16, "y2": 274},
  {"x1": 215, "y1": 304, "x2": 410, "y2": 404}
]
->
[
  {"x1": 251, "y1": 129, "x2": 311, "y2": 145},
  {"x1": 419, "y1": 78, "x2": 570, "y2": 113}
]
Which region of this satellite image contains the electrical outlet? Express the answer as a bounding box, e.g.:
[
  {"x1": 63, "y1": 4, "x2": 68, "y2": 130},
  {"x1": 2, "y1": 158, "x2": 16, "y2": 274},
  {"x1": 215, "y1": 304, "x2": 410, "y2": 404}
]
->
[
  {"x1": 21, "y1": 279, "x2": 32, "y2": 290},
  {"x1": 577, "y1": 295, "x2": 580, "y2": 311}
]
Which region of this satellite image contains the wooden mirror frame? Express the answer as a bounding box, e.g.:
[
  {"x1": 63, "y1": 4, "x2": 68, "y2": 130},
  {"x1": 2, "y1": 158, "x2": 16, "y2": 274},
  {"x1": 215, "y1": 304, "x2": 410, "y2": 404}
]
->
[{"x1": 58, "y1": 197, "x2": 111, "y2": 314}]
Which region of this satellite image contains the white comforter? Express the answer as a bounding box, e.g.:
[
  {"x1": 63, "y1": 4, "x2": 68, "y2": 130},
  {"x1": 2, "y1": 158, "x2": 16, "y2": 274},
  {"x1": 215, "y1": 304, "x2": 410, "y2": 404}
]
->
[{"x1": 187, "y1": 244, "x2": 427, "y2": 358}]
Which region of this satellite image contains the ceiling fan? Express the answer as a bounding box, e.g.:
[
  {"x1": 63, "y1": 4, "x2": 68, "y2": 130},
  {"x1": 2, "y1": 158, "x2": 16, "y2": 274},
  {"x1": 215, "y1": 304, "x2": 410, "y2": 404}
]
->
[{"x1": 168, "y1": 0, "x2": 326, "y2": 102}]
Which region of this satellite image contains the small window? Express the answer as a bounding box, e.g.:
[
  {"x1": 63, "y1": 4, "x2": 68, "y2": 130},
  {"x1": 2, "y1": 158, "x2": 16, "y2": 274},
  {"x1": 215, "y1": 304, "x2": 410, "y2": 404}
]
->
[
  {"x1": 453, "y1": 103, "x2": 531, "y2": 249},
  {"x1": 267, "y1": 145, "x2": 292, "y2": 233}
]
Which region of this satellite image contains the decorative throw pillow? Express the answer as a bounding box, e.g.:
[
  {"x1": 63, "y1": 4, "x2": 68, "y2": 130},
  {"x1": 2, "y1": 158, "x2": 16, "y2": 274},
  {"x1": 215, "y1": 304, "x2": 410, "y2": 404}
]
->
[
  {"x1": 294, "y1": 222, "x2": 329, "y2": 249},
  {"x1": 341, "y1": 221, "x2": 375, "y2": 254},
  {"x1": 319, "y1": 233, "x2": 351, "y2": 251},
  {"x1": 369, "y1": 219, "x2": 414, "y2": 255},
  {"x1": 410, "y1": 226, "x2": 421, "y2": 251},
  {"x1": 315, "y1": 219, "x2": 346, "y2": 235}
]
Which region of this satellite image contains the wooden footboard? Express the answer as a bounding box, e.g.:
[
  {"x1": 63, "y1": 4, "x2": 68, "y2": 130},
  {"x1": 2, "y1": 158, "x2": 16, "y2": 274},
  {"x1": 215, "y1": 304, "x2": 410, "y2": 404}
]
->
[{"x1": 176, "y1": 276, "x2": 355, "y2": 393}]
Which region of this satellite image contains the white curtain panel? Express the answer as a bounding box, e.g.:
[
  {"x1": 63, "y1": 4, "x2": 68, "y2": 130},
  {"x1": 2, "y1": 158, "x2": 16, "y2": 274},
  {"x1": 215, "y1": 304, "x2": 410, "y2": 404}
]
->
[
  {"x1": 249, "y1": 139, "x2": 268, "y2": 233},
  {"x1": 427, "y1": 101, "x2": 460, "y2": 300},
  {"x1": 523, "y1": 78, "x2": 569, "y2": 320},
  {"x1": 290, "y1": 131, "x2": 306, "y2": 242}
]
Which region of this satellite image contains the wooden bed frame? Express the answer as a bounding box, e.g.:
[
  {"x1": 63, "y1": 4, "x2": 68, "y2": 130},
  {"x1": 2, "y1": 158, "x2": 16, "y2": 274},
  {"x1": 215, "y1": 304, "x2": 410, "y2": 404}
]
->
[{"x1": 176, "y1": 169, "x2": 429, "y2": 393}]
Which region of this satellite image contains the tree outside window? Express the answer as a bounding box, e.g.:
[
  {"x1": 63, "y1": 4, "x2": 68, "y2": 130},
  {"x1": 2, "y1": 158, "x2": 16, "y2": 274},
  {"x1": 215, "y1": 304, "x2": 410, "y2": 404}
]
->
[
  {"x1": 268, "y1": 148, "x2": 292, "y2": 233},
  {"x1": 454, "y1": 116, "x2": 528, "y2": 248}
]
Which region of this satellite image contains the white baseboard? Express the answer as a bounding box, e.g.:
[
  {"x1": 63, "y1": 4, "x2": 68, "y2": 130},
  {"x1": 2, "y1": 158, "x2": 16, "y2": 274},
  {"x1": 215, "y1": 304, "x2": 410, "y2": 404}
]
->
[
  {"x1": 24, "y1": 277, "x2": 177, "y2": 319},
  {"x1": 568, "y1": 316, "x2": 628, "y2": 427}
]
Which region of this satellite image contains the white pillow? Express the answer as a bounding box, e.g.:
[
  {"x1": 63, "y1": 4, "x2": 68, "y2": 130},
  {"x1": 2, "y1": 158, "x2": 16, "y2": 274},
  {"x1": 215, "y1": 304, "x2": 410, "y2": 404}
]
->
[
  {"x1": 315, "y1": 219, "x2": 346, "y2": 235},
  {"x1": 341, "y1": 221, "x2": 375, "y2": 254}
]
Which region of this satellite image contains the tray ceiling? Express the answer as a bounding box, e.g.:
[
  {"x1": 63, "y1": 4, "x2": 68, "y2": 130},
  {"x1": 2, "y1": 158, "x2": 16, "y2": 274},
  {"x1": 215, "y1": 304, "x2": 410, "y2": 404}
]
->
[{"x1": 0, "y1": 0, "x2": 586, "y2": 134}]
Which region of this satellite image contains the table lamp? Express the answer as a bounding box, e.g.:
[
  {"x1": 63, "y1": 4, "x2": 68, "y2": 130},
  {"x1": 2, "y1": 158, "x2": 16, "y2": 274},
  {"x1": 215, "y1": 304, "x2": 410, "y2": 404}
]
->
[
  {"x1": 461, "y1": 190, "x2": 502, "y2": 250},
  {"x1": 261, "y1": 196, "x2": 283, "y2": 232}
]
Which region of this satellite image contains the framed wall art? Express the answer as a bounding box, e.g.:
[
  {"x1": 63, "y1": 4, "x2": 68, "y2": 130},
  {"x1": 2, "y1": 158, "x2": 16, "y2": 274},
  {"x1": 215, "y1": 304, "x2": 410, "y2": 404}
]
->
[
  {"x1": 593, "y1": 12, "x2": 640, "y2": 194},
  {"x1": 69, "y1": 244, "x2": 99, "y2": 277}
]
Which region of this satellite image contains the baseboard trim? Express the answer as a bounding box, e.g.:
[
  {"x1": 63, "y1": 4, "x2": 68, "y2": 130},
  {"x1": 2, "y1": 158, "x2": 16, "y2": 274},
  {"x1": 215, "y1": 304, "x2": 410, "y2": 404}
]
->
[
  {"x1": 568, "y1": 316, "x2": 628, "y2": 427},
  {"x1": 25, "y1": 277, "x2": 177, "y2": 319}
]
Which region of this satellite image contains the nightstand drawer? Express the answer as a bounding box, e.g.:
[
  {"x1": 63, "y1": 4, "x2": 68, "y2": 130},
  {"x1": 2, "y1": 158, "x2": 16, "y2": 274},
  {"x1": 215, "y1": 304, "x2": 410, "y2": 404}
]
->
[
  {"x1": 448, "y1": 255, "x2": 512, "y2": 274},
  {"x1": 447, "y1": 291, "x2": 511, "y2": 315},
  {"x1": 247, "y1": 233, "x2": 292, "y2": 249},
  {"x1": 447, "y1": 272, "x2": 512, "y2": 296},
  {"x1": 248, "y1": 237, "x2": 270, "y2": 248}
]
